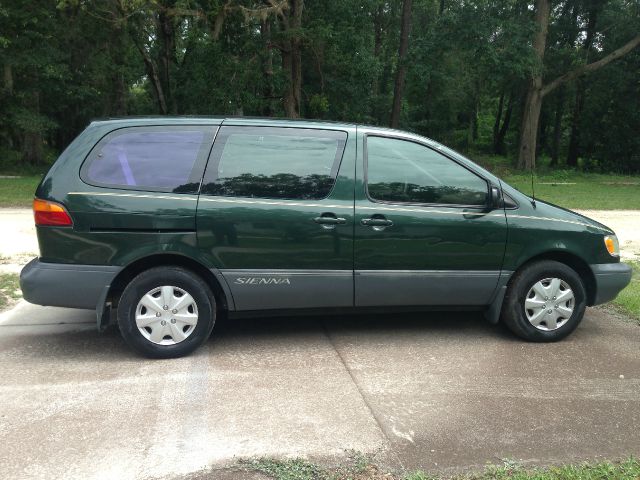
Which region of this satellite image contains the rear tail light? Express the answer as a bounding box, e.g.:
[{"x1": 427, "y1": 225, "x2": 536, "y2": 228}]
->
[{"x1": 33, "y1": 198, "x2": 73, "y2": 226}]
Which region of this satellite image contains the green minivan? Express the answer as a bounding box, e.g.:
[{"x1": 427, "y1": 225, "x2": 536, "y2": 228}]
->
[{"x1": 20, "y1": 117, "x2": 632, "y2": 358}]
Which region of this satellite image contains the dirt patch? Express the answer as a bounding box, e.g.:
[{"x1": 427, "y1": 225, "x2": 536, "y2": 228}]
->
[
  {"x1": 0, "y1": 209, "x2": 37, "y2": 261},
  {"x1": 0, "y1": 272, "x2": 22, "y2": 312},
  {"x1": 575, "y1": 210, "x2": 640, "y2": 260}
]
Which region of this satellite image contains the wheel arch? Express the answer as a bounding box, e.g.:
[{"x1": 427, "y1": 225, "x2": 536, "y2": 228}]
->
[
  {"x1": 511, "y1": 250, "x2": 596, "y2": 306},
  {"x1": 107, "y1": 254, "x2": 232, "y2": 313}
]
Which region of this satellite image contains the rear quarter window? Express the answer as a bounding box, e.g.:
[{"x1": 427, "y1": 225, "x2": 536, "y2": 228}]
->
[{"x1": 81, "y1": 126, "x2": 215, "y2": 193}]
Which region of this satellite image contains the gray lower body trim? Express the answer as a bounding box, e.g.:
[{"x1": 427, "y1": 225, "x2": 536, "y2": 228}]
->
[
  {"x1": 220, "y1": 269, "x2": 353, "y2": 311},
  {"x1": 355, "y1": 270, "x2": 502, "y2": 307},
  {"x1": 590, "y1": 262, "x2": 632, "y2": 305},
  {"x1": 20, "y1": 258, "x2": 121, "y2": 310}
]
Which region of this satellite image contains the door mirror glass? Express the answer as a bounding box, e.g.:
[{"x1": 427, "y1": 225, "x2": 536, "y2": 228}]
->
[{"x1": 488, "y1": 186, "x2": 502, "y2": 211}]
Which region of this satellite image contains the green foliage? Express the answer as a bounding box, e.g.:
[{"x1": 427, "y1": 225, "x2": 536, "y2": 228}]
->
[
  {"x1": 242, "y1": 458, "x2": 323, "y2": 480},
  {"x1": 239, "y1": 457, "x2": 640, "y2": 480},
  {"x1": 474, "y1": 458, "x2": 640, "y2": 480},
  {"x1": 0, "y1": 0, "x2": 639, "y2": 172}
]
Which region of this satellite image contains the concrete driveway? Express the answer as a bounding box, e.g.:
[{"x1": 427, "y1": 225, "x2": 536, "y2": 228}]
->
[{"x1": 1, "y1": 302, "x2": 639, "y2": 480}]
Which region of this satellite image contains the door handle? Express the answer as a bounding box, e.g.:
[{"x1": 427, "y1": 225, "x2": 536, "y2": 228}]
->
[
  {"x1": 313, "y1": 213, "x2": 346, "y2": 227},
  {"x1": 361, "y1": 217, "x2": 393, "y2": 227}
]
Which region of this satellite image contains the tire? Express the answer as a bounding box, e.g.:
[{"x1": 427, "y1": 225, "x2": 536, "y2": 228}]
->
[
  {"x1": 501, "y1": 260, "x2": 587, "y2": 342},
  {"x1": 117, "y1": 266, "x2": 216, "y2": 358}
]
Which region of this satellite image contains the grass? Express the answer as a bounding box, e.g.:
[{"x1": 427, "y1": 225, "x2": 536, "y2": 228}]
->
[
  {"x1": 0, "y1": 175, "x2": 41, "y2": 208},
  {"x1": 240, "y1": 457, "x2": 640, "y2": 480},
  {"x1": 502, "y1": 171, "x2": 640, "y2": 211},
  {"x1": 0, "y1": 273, "x2": 22, "y2": 310},
  {"x1": 473, "y1": 155, "x2": 640, "y2": 211},
  {"x1": 611, "y1": 261, "x2": 640, "y2": 323}
]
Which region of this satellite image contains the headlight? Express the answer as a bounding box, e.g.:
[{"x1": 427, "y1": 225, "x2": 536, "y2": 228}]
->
[{"x1": 604, "y1": 235, "x2": 620, "y2": 257}]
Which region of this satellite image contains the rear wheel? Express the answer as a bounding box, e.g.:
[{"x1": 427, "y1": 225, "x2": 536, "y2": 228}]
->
[
  {"x1": 501, "y1": 260, "x2": 586, "y2": 342},
  {"x1": 117, "y1": 266, "x2": 216, "y2": 358}
]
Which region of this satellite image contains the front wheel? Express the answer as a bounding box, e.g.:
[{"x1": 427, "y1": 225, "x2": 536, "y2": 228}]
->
[
  {"x1": 117, "y1": 267, "x2": 216, "y2": 358},
  {"x1": 501, "y1": 260, "x2": 587, "y2": 342}
]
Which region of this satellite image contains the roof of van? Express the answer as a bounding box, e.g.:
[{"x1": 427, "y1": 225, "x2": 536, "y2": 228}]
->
[{"x1": 88, "y1": 115, "x2": 410, "y2": 135}]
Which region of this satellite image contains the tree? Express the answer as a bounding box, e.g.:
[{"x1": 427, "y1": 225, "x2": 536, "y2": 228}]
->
[
  {"x1": 1, "y1": 0, "x2": 639, "y2": 172},
  {"x1": 518, "y1": 0, "x2": 640, "y2": 169},
  {"x1": 278, "y1": 0, "x2": 304, "y2": 117},
  {"x1": 565, "y1": 0, "x2": 601, "y2": 167},
  {"x1": 389, "y1": 0, "x2": 412, "y2": 128}
]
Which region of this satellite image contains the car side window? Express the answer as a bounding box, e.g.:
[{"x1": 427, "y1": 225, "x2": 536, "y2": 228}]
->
[
  {"x1": 81, "y1": 126, "x2": 215, "y2": 193},
  {"x1": 366, "y1": 136, "x2": 488, "y2": 206},
  {"x1": 201, "y1": 126, "x2": 347, "y2": 200}
]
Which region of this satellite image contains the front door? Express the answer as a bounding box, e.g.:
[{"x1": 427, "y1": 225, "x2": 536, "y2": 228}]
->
[
  {"x1": 354, "y1": 132, "x2": 507, "y2": 307},
  {"x1": 197, "y1": 124, "x2": 355, "y2": 311}
]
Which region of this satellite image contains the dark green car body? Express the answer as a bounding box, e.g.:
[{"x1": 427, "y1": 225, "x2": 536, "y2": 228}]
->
[{"x1": 20, "y1": 117, "x2": 631, "y2": 332}]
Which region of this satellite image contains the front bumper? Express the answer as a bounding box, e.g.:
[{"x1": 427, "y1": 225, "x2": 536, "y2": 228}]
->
[
  {"x1": 20, "y1": 258, "x2": 121, "y2": 310},
  {"x1": 590, "y1": 262, "x2": 632, "y2": 305}
]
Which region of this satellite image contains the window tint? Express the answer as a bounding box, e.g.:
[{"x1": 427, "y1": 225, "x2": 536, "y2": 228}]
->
[
  {"x1": 202, "y1": 127, "x2": 347, "y2": 200},
  {"x1": 366, "y1": 136, "x2": 488, "y2": 206},
  {"x1": 83, "y1": 127, "x2": 214, "y2": 193}
]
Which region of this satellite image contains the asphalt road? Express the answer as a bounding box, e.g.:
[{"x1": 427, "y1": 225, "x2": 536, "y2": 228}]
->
[{"x1": 0, "y1": 302, "x2": 638, "y2": 480}]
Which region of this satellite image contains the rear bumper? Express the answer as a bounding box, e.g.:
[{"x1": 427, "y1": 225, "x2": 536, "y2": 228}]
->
[
  {"x1": 20, "y1": 258, "x2": 120, "y2": 310},
  {"x1": 590, "y1": 262, "x2": 632, "y2": 305}
]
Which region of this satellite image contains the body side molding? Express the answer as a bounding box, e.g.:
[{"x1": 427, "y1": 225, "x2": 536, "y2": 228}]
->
[{"x1": 220, "y1": 269, "x2": 353, "y2": 311}]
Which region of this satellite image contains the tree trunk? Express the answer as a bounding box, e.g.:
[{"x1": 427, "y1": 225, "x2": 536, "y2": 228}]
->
[
  {"x1": 472, "y1": 83, "x2": 479, "y2": 141},
  {"x1": 468, "y1": 88, "x2": 478, "y2": 146},
  {"x1": 493, "y1": 91, "x2": 513, "y2": 155},
  {"x1": 517, "y1": 0, "x2": 550, "y2": 170},
  {"x1": 566, "y1": 82, "x2": 586, "y2": 167},
  {"x1": 550, "y1": 87, "x2": 565, "y2": 166},
  {"x1": 3, "y1": 63, "x2": 13, "y2": 94},
  {"x1": 281, "y1": 0, "x2": 303, "y2": 118},
  {"x1": 372, "y1": 3, "x2": 384, "y2": 99},
  {"x1": 260, "y1": 19, "x2": 275, "y2": 117},
  {"x1": 537, "y1": 107, "x2": 548, "y2": 157},
  {"x1": 112, "y1": 20, "x2": 127, "y2": 116},
  {"x1": 135, "y1": 42, "x2": 169, "y2": 114},
  {"x1": 157, "y1": 5, "x2": 178, "y2": 114},
  {"x1": 566, "y1": 4, "x2": 598, "y2": 167},
  {"x1": 209, "y1": 2, "x2": 229, "y2": 40},
  {"x1": 493, "y1": 91, "x2": 505, "y2": 150},
  {"x1": 390, "y1": 0, "x2": 412, "y2": 128},
  {"x1": 518, "y1": 88, "x2": 544, "y2": 170},
  {"x1": 22, "y1": 91, "x2": 43, "y2": 165}
]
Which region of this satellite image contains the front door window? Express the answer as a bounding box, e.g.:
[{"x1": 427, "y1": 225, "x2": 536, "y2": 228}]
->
[{"x1": 366, "y1": 136, "x2": 488, "y2": 207}]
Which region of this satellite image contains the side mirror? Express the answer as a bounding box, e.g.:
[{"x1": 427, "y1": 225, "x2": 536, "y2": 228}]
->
[{"x1": 487, "y1": 186, "x2": 501, "y2": 211}]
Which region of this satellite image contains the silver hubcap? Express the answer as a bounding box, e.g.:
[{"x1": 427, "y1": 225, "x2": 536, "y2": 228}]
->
[
  {"x1": 135, "y1": 286, "x2": 198, "y2": 345},
  {"x1": 525, "y1": 277, "x2": 574, "y2": 331}
]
